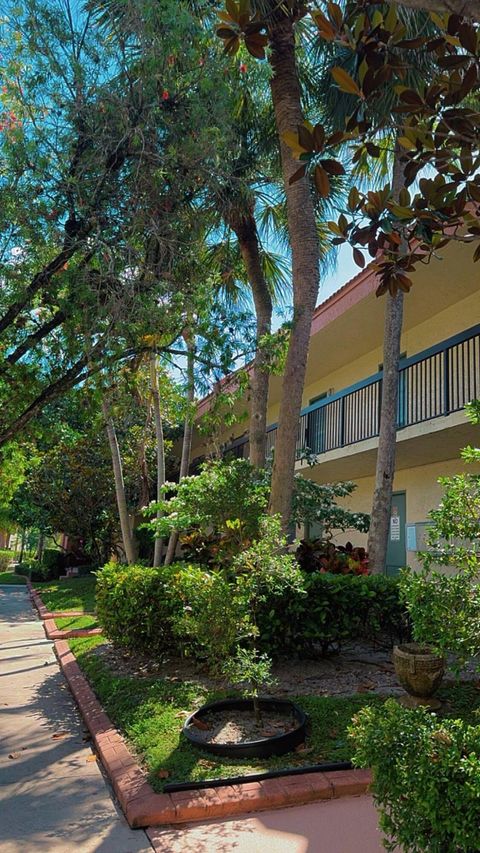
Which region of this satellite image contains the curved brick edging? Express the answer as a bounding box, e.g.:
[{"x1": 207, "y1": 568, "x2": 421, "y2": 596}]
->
[
  {"x1": 27, "y1": 580, "x2": 102, "y2": 639},
  {"x1": 53, "y1": 638, "x2": 372, "y2": 828}
]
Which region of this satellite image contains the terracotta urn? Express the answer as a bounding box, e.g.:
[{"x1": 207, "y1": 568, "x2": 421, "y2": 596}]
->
[{"x1": 393, "y1": 643, "x2": 445, "y2": 709}]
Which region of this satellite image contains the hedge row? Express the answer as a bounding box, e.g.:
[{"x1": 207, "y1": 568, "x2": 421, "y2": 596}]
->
[{"x1": 96, "y1": 562, "x2": 409, "y2": 659}]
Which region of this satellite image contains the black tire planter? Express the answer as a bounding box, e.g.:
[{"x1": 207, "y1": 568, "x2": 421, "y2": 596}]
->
[{"x1": 183, "y1": 697, "x2": 307, "y2": 759}]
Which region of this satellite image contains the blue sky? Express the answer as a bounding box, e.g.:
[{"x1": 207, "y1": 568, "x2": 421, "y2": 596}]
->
[{"x1": 319, "y1": 243, "x2": 359, "y2": 304}]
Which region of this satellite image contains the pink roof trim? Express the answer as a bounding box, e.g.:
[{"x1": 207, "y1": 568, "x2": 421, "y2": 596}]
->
[{"x1": 196, "y1": 262, "x2": 379, "y2": 416}]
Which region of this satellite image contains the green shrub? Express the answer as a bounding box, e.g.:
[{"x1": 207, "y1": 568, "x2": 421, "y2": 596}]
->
[
  {"x1": 148, "y1": 458, "x2": 270, "y2": 567},
  {"x1": 95, "y1": 562, "x2": 186, "y2": 655},
  {"x1": 349, "y1": 699, "x2": 480, "y2": 852},
  {"x1": 256, "y1": 572, "x2": 408, "y2": 655},
  {"x1": 0, "y1": 550, "x2": 13, "y2": 572},
  {"x1": 168, "y1": 563, "x2": 242, "y2": 668},
  {"x1": 41, "y1": 548, "x2": 64, "y2": 578},
  {"x1": 96, "y1": 559, "x2": 406, "y2": 661},
  {"x1": 15, "y1": 559, "x2": 48, "y2": 581}
]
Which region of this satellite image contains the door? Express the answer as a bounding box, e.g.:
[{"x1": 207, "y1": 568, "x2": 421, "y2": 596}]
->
[{"x1": 386, "y1": 492, "x2": 407, "y2": 576}]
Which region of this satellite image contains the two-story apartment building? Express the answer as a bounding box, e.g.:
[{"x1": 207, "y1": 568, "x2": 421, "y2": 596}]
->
[{"x1": 191, "y1": 239, "x2": 480, "y2": 574}]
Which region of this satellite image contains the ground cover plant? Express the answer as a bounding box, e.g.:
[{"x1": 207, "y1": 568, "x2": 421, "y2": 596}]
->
[
  {"x1": 0, "y1": 571, "x2": 27, "y2": 585},
  {"x1": 70, "y1": 634, "x2": 480, "y2": 792},
  {"x1": 34, "y1": 577, "x2": 97, "y2": 613},
  {"x1": 56, "y1": 615, "x2": 99, "y2": 631}
]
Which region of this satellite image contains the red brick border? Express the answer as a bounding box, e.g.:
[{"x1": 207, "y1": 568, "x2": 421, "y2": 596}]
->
[
  {"x1": 27, "y1": 580, "x2": 102, "y2": 639},
  {"x1": 53, "y1": 638, "x2": 371, "y2": 829}
]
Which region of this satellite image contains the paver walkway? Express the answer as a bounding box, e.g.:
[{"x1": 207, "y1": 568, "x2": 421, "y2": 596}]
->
[{"x1": 0, "y1": 585, "x2": 151, "y2": 853}]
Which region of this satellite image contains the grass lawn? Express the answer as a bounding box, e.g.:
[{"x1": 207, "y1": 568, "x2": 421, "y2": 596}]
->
[
  {"x1": 34, "y1": 576, "x2": 96, "y2": 613},
  {"x1": 0, "y1": 571, "x2": 27, "y2": 585},
  {"x1": 56, "y1": 615, "x2": 99, "y2": 630},
  {"x1": 69, "y1": 635, "x2": 480, "y2": 792}
]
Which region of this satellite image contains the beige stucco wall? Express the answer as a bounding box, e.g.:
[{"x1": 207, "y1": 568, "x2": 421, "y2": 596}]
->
[{"x1": 304, "y1": 455, "x2": 480, "y2": 570}]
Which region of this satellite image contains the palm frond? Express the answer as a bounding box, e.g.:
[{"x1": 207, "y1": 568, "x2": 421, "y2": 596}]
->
[{"x1": 260, "y1": 249, "x2": 291, "y2": 305}]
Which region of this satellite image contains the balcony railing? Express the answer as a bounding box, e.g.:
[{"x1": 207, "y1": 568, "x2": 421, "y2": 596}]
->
[{"x1": 219, "y1": 323, "x2": 480, "y2": 463}]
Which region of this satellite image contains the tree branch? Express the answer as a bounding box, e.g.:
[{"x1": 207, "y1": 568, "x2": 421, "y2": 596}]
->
[
  {"x1": 0, "y1": 338, "x2": 105, "y2": 448},
  {"x1": 5, "y1": 310, "x2": 66, "y2": 366}
]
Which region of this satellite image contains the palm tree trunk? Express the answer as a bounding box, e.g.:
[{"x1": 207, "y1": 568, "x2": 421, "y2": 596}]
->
[
  {"x1": 367, "y1": 144, "x2": 405, "y2": 574},
  {"x1": 102, "y1": 396, "x2": 137, "y2": 565},
  {"x1": 267, "y1": 14, "x2": 320, "y2": 528},
  {"x1": 164, "y1": 333, "x2": 195, "y2": 565},
  {"x1": 229, "y1": 211, "x2": 273, "y2": 468},
  {"x1": 150, "y1": 352, "x2": 166, "y2": 567}
]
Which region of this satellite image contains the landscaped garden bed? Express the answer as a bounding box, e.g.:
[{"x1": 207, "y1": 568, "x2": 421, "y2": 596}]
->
[{"x1": 68, "y1": 633, "x2": 480, "y2": 793}]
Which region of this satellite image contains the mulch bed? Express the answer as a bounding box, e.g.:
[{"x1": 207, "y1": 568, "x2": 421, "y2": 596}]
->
[{"x1": 90, "y1": 638, "x2": 405, "y2": 699}]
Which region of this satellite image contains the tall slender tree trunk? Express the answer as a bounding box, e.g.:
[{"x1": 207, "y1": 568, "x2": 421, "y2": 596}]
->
[
  {"x1": 228, "y1": 210, "x2": 273, "y2": 468},
  {"x1": 102, "y1": 397, "x2": 137, "y2": 565},
  {"x1": 19, "y1": 529, "x2": 26, "y2": 562},
  {"x1": 367, "y1": 145, "x2": 405, "y2": 574},
  {"x1": 267, "y1": 15, "x2": 321, "y2": 528},
  {"x1": 165, "y1": 333, "x2": 195, "y2": 566},
  {"x1": 150, "y1": 353, "x2": 166, "y2": 567}
]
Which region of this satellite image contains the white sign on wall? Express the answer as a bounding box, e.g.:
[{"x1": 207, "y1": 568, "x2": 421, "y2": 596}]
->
[{"x1": 390, "y1": 515, "x2": 401, "y2": 541}]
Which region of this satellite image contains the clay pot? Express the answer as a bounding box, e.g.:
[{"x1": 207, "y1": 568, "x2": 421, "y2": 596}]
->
[{"x1": 393, "y1": 643, "x2": 445, "y2": 709}]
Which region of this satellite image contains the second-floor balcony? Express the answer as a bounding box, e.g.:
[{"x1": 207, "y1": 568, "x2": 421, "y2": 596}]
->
[{"x1": 224, "y1": 323, "x2": 480, "y2": 463}]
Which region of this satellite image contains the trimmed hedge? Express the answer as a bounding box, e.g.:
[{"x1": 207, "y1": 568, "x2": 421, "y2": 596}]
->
[
  {"x1": 0, "y1": 550, "x2": 13, "y2": 572},
  {"x1": 95, "y1": 563, "x2": 184, "y2": 655},
  {"x1": 96, "y1": 562, "x2": 408, "y2": 659},
  {"x1": 257, "y1": 572, "x2": 408, "y2": 655}
]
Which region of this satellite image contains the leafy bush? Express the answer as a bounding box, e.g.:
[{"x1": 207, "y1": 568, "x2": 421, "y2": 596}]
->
[
  {"x1": 399, "y1": 400, "x2": 480, "y2": 670},
  {"x1": 297, "y1": 539, "x2": 369, "y2": 575},
  {"x1": 147, "y1": 459, "x2": 370, "y2": 568},
  {"x1": 256, "y1": 572, "x2": 407, "y2": 655},
  {"x1": 291, "y1": 477, "x2": 370, "y2": 538},
  {"x1": 41, "y1": 548, "x2": 64, "y2": 579},
  {"x1": 349, "y1": 699, "x2": 480, "y2": 853},
  {"x1": 95, "y1": 562, "x2": 186, "y2": 655},
  {"x1": 0, "y1": 550, "x2": 13, "y2": 572},
  {"x1": 168, "y1": 563, "x2": 243, "y2": 668},
  {"x1": 96, "y1": 559, "x2": 406, "y2": 660},
  {"x1": 15, "y1": 559, "x2": 48, "y2": 581},
  {"x1": 149, "y1": 458, "x2": 270, "y2": 566}
]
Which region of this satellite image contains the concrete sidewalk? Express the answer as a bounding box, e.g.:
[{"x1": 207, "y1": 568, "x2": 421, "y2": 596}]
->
[
  {"x1": 0, "y1": 585, "x2": 151, "y2": 853},
  {"x1": 148, "y1": 796, "x2": 393, "y2": 852}
]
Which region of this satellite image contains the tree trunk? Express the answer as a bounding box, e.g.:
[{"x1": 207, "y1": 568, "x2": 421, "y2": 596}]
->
[
  {"x1": 267, "y1": 15, "x2": 321, "y2": 528},
  {"x1": 164, "y1": 333, "x2": 195, "y2": 565},
  {"x1": 19, "y1": 529, "x2": 26, "y2": 562},
  {"x1": 102, "y1": 396, "x2": 137, "y2": 565},
  {"x1": 367, "y1": 145, "x2": 405, "y2": 574},
  {"x1": 150, "y1": 353, "x2": 166, "y2": 567},
  {"x1": 228, "y1": 211, "x2": 273, "y2": 468}
]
